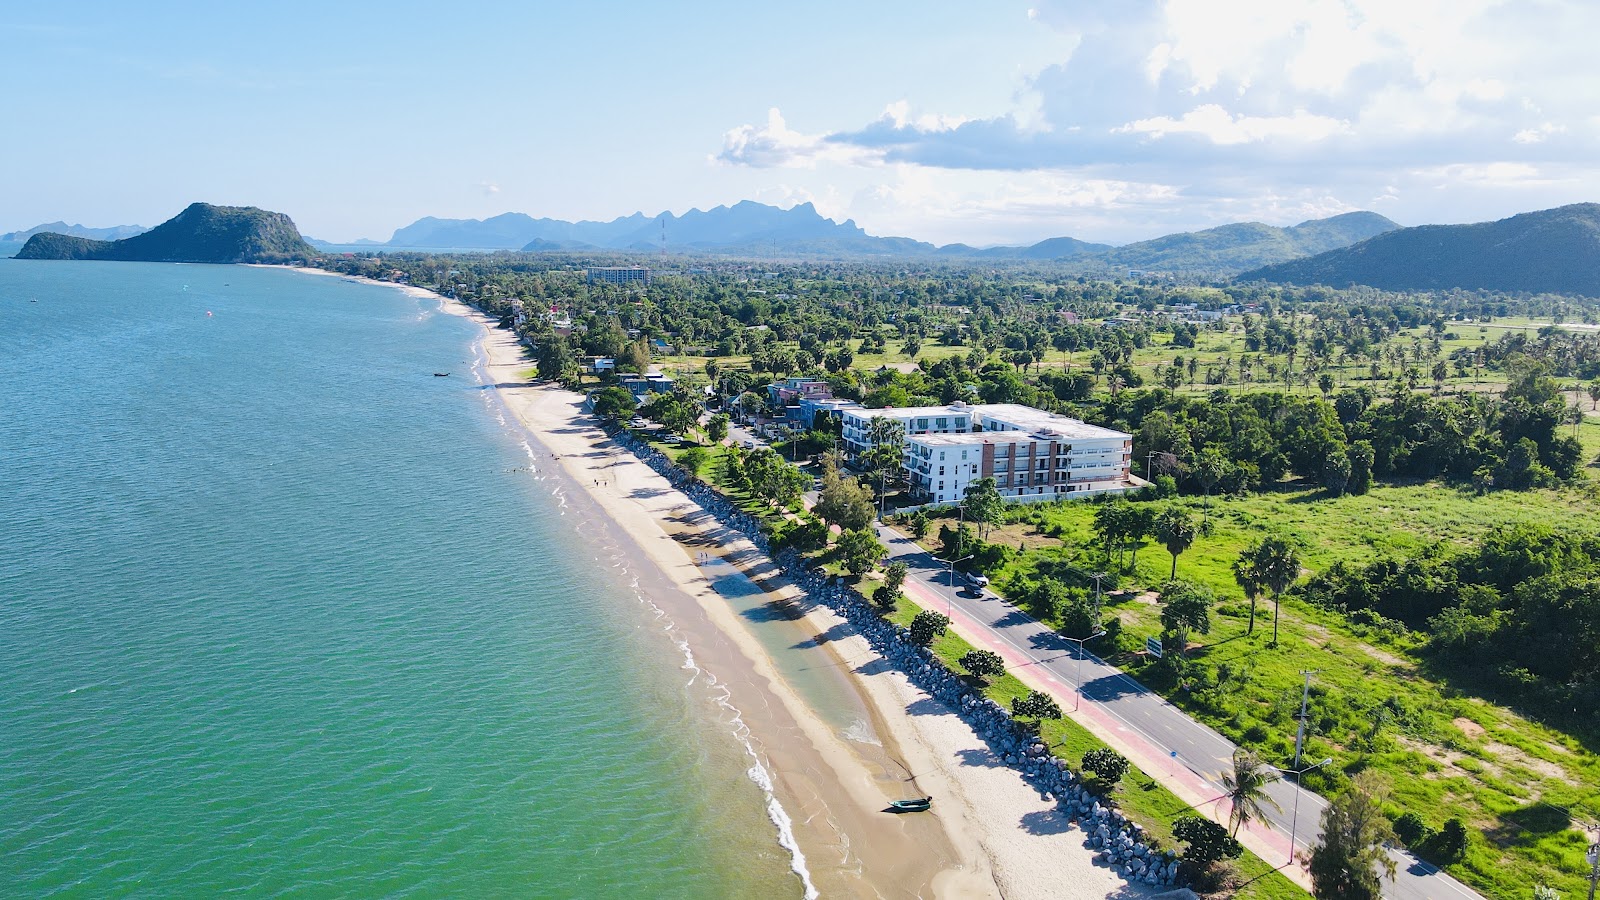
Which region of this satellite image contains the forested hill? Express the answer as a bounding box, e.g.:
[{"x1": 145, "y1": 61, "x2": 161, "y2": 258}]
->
[
  {"x1": 15, "y1": 203, "x2": 317, "y2": 264},
  {"x1": 1241, "y1": 203, "x2": 1600, "y2": 296},
  {"x1": 1089, "y1": 211, "x2": 1399, "y2": 272}
]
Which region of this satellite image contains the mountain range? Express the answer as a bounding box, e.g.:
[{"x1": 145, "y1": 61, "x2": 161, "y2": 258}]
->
[
  {"x1": 3, "y1": 221, "x2": 148, "y2": 243},
  {"x1": 369, "y1": 201, "x2": 1398, "y2": 272},
  {"x1": 14, "y1": 203, "x2": 317, "y2": 264},
  {"x1": 1243, "y1": 203, "x2": 1600, "y2": 297}
]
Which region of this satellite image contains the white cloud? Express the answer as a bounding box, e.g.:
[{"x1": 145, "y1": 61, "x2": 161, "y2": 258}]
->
[
  {"x1": 1512, "y1": 122, "x2": 1565, "y2": 144},
  {"x1": 1115, "y1": 105, "x2": 1349, "y2": 145},
  {"x1": 714, "y1": 108, "x2": 877, "y2": 169},
  {"x1": 713, "y1": 1, "x2": 1600, "y2": 236}
]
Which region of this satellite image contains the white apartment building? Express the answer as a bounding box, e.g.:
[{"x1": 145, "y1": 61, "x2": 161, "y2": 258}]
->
[{"x1": 837, "y1": 401, "x2": 1134, "y2": 505}]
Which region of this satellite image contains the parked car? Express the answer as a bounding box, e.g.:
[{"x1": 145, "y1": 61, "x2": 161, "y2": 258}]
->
[{"x1": 741, "y1": 439, "x2": 756, "y2": 449}]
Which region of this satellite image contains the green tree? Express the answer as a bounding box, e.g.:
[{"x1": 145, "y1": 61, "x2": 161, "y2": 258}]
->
[
  {"x1": 1082, "y1": 747, "x2": 1129, "y2": 786},
  {"x1": 591, "y1": 385, "x2": 636, "y2": 419},
  {"x1": 1346, "y1": 440, "x2": 1374, "y2": 496},
  {"x1": 959, "y1": 649, "x2": 1005, "y2": 683},
  {"x1": 1220, "y1": 748, "x2": 1281, "y2": 837},
  {"x1": 875, "y1": 561, "x2": 908, "y2": 613},
  {"x1": 1159, "y1": 580, "x2": 1214, "y2": 656},
  {"x1": 1307, "y1": 772, "x2": 1397, "y2": 900},
  {"x1": 909, "y1": 610, "x2": 950, "y2": 647},
  {"x1": 707, "y1": 413, "x2": 729, "y2": 443},
  {"x1": 963, "y1": 476, "x2": 1006, "y2": 542},
  {"x1": 1154, "y1": 506, "x2": 1197, "y2": 581},
  {"x1": 1172, "y1": 815, "x2": 1243, "y2": 866},
  {"x1": 815, "y1": 464, "x2": 875, "y2": 532},
  {"x1": 837, "y1": 528, "x2": 887, "y2": 576},
  {"x1": 678, "y1": 446, "x2": 710, "y2": 479},
  {"x1": 536, "y1": 337, "x2": 576, "y2": 382}
]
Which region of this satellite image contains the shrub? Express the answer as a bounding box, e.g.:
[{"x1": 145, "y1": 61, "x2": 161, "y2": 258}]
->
[
  {"x1": 1173, "y1": 814, "x2": 1242, "y2": 866},
  {"x1": 959, "y1": 649, "x2": 1006, "y2": 682},
  {"x1": 1394, "y1": 811, "x2": 1436, "y2": 848},
  {"x1": 909, "y1": 610, "x2": 950, "y2": 647},
  {"x1": 1430, "y1": 817, "x2": 1469, "y2": 861},
  {"x1": 1083, "y1": 747, "x2": 1129, "y2": 786},
  {"x1": 1011, "y1": 690, "x2": 1062, "y2": 720}
]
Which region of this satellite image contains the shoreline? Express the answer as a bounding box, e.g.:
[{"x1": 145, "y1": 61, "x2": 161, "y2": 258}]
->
[{"x1": 285, "y1": 265, "x2": 1143, "y2": 900}]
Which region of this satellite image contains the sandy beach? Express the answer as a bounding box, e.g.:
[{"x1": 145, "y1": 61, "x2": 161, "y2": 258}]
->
[{"x1": 299, "y1": 266, "x2": 1150, "y2": 900}]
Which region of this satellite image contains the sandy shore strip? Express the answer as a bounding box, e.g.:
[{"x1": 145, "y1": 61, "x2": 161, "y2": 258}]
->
[
  {"x1": 283, "y1": 266, "x2": 1148, "y2": 900},
  {"x1": 459, "y1": 319, "x2": 1154, "y2": 900}
]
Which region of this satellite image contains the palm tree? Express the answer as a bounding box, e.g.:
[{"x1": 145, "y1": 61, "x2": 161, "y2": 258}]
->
[
  {"x1": 1221, "y1": 748, "x2": 1282, "y2": 837},
  {"x1": 1243, "y1": 537, "x2": 1302, "y2": 645},
  {"x1": 1155, "y1": 506, "x2": 1197, "y2": 581},
  {"x1": 1233, "y1": 554, "x2": 1262, "y2": 636}
]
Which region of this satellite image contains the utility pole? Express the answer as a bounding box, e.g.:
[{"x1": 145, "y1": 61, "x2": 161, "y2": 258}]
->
[
  {"x1": 1293, "y1": 669, "x2": 1318, "y2": 771},
  {"x1": 1090, "y1": 572, "x2": 1108, "y2": 629}
]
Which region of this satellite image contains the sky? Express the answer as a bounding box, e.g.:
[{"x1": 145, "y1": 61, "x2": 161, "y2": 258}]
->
[{"x1": 3, "y1": 0, "x2": 1598, "y2": 246}]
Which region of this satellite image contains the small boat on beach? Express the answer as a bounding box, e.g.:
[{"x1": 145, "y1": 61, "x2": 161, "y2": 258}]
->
[{"x1": 887, "y1": 797, "x2": 932, "y2": 813}]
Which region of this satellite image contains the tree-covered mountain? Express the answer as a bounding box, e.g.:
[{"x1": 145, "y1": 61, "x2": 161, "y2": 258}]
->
[
  {"x1": 15, "y1": 203, "x2": 317, "y2": 264},
  {"x1": 1086, "y1": 211, "x2": 1399, "y2": 272},
  {"x1": 1241, "y1": 203, "x2": 1600, "y2": 296},
  {"x1": 379, "y1": 201, "x2": 1389, "y2": 266},
  {"x1": 2, "y1": 222, "x2": 147, "y2": 243}
]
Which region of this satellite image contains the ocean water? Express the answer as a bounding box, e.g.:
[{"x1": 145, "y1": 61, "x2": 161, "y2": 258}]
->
[{"x1": 0, "y1": 261, "x2": 798, "y2": 898}]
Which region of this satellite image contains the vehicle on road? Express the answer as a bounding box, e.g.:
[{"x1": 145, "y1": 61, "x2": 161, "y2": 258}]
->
[
  {"x1": 741, "y1": 439, "x2": 756, "y2": 449},
  {"x1": 965, "y1": 572, "x2": 989, "y2": 589}
]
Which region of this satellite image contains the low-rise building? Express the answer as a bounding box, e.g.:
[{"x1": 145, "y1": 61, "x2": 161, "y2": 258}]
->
[
  {"x1": 620, "y1": 372, "x2": 674, "y2": 399},
  {"x1": 835, "y1": 400, "x2": 1134, "y2": 504},
  {"x1": 766, "y1": 377, "x2": 834, "y2": 425}
]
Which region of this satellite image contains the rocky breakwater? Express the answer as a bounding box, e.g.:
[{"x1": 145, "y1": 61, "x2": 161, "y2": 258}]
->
[{"x1": 609, "y1": 427, "x2": 1182, "y2": 889}]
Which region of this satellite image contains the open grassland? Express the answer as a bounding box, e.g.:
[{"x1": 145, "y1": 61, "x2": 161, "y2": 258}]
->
[{"x1": 927, "y1": 481, "x2": 1600, "y2": 898}]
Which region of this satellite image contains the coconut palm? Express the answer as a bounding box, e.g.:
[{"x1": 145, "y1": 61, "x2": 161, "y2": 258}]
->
[{"x1": 1221, "y1": 748, "x2": 1282, "y2": 837}]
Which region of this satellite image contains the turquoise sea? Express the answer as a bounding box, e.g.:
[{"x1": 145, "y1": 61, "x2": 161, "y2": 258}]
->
[{"x1": 0, "y1": 261, "x2": 798, "y2": 897}]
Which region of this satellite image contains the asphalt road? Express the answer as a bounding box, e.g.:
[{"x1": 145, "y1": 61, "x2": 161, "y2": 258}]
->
[{"x1": 874, "y1": 521, "x2": 1482, "y2": 900}]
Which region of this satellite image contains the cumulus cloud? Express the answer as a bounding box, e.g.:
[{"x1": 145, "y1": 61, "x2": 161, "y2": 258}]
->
[
  {"x1": 714, "y1": 0, "x2": 1600, "y2": 236},
  {"x1": 715, "y1": 108, "x2": 877, "y2": 168}
]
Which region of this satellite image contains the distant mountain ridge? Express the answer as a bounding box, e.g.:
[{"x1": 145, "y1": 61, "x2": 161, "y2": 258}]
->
[
  {"x1": 1092, "y1": 212, "x2": 1399, "y2": 272},
  {"x1": 15, "y1": 203, "x2": 317, "y2": 264},
  {"x1": 3, "y1": 222, "x2": 147, "y2": 242},
  {"x1": 377, "y1": 201, "x2": 1390, "y2": 269},
  {"x1": 1241, "y1": 203, "x2": 1600, "y2": 296}
]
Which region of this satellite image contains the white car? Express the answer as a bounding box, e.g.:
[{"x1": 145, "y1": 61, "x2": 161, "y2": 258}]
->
[
  {"x1": 965, "y1": 573, "x2": 990, "y2": 589},
  {"x1": 741, "y1": 439, "x2": 756, "y2": 449}
]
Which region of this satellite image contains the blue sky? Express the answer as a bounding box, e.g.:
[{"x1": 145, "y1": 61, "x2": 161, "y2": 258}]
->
[{"x1": 4, "y1": 1, "x2": 1597, "y2": 245}]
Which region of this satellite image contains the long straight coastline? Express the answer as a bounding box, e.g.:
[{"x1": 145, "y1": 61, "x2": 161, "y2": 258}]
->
[{"x1": 287, "y1": 265, "x2": 1143, "y2": 900}]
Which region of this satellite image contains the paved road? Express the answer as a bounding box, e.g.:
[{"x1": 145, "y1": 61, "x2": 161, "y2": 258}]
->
[{"x1": 874, "y1": 521, "x2": 1481, "y2": 900}]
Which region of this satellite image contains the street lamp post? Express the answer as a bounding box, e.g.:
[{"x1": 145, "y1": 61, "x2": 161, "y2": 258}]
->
[
  {"x1": 1280, "y1": 757, "x2": 1334, "y2": 865},
  {"x1": 1062, "y1": 630, "x2": 1107, "y2": 711}
]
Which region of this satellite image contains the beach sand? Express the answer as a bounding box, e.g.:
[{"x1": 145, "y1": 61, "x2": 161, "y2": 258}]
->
[{"x1": 291, "y1": 266, "x2": 1145, "y2": 900}]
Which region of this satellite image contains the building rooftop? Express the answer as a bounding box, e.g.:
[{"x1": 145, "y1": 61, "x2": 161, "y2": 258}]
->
[
  {"x1": 840, "y1": 402, "x2": 978, "y2": 419},
  {"x1": 976, "y1": 404, "x2": 1130, "y2": 440}
]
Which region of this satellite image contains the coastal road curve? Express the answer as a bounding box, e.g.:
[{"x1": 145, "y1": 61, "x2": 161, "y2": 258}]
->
[{"x1": 873, "y1": 521, "x2": 1482, "y2": 900}]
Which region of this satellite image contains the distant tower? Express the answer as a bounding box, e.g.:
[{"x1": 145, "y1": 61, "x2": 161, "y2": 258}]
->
[{"x1": 660, "y1": 216, "x2": 667, "y2": 256}]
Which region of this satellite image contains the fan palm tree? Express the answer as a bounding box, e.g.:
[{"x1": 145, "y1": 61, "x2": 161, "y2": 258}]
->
[{"x1": 1221, "y1": 748, "x2": 1282, "y2": 837}]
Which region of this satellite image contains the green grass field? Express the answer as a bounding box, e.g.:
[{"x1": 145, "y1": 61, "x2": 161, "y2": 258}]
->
[{"x1": 921, "y1": 481, "x2": 1600, "y2": 898}]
